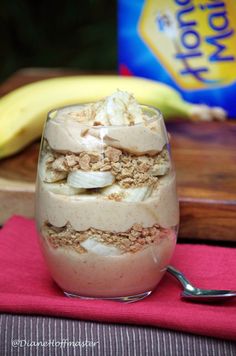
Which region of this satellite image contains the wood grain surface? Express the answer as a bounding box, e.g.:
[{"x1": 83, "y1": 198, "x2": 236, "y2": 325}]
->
[{"x1": 0, "y1": 68, "x2": 236, "y2": 240}]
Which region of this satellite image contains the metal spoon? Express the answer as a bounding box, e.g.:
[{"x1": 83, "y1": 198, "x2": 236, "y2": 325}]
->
[{"x1": 167, "y1": 265, "x2": 236, "y2": 303}]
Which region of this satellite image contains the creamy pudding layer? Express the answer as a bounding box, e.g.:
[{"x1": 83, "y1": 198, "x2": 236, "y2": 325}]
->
[
  {"x1": 45, "y1": 117, "x2": 167, "y2": 155},
  {"x1": 41, "y1": 230, "x2": 176, "y2": 297},
  {"x1": 37, "y1": 172, "x2": 178, "y2": 231}
]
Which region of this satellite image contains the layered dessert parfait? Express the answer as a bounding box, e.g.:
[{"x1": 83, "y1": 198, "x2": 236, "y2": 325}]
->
[{"x1": 35, "y1": 91, "x2": 179, "y2": 301}]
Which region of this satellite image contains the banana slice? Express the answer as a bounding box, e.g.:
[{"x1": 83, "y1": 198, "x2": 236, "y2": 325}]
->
[
  {"x1": 39, "y1": 155, "x2": 67, "y2": 183},
  {"x1": 124, "y1": 186, "x2": 153, "y2": 202},
  {"x1": 45, "y1": 181, "x2": 100, "y2": 199},
  {"x1": 101, "y1": 184, "x2": 153, "y2": 202},
  {"x1": 44, "y1": 182, "x2": 84, "y2": 195},
  {"x1": 80, "y1": 237, "x2": 122, "y2": 256},
  {"x1": 67, "y1": 170, "x2": 115, "y2": 189},
  {"x1": 94, "y1": 90, "x2": 144, "y2": 125}
]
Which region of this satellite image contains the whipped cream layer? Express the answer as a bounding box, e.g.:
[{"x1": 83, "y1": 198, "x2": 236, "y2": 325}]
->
[{"x1": 44, "y1": 92, "x2": 168, "y2": 155}]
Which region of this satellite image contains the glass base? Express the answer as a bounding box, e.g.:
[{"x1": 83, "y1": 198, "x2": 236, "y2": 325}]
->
[{"x1": 63, "y1": 290, "x2": 152, "y2": 303}]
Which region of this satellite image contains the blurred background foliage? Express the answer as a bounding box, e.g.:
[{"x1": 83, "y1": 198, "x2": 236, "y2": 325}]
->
[{"x1": 0, "y1": 0, "x2": 117, "y2": 81}]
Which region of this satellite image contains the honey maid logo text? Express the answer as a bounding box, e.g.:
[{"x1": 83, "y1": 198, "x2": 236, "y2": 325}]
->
[{"x1": 139, "y1": 0, "x2": 236, "y2": 89}]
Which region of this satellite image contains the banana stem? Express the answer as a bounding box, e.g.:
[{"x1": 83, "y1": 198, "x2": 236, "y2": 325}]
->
[
  {"x1": 163, "y1": 100, "x2": 227, "y2": 122},
  {"x1": 189, "y1": 104, "x2": 227, "y2": 122}
]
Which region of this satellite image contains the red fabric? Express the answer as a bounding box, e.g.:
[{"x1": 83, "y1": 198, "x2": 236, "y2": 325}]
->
[{"x1": 0, "y1": 216, "x2": 235, "y2": 341}]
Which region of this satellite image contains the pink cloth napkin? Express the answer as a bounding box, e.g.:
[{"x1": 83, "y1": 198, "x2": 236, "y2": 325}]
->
[{"x1": 0, "y1": 216, "x2": 235, "y2": 340}]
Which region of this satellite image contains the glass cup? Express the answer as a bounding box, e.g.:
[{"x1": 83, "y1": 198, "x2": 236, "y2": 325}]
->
[{"x1": 35, "y1": 103, "x2": 179, "y2": 302}]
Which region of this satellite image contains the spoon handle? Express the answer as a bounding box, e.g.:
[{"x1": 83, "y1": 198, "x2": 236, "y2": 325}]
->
[{"x1": 166, "y1": 265, "x2": 195, "y2": 292}]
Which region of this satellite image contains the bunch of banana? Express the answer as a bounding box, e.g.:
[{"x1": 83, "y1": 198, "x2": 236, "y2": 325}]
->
[{"x1": 0, "y1": 75, "x2": 226, "y2": 159}]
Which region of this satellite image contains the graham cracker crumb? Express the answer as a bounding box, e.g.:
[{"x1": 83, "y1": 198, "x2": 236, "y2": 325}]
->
[
  {"x1": 133, "y1": 224, "x2": 143, "y2": 232},
  {"x1": 89, "y1": 152, "x2": 101, "y2": 163},
  {"x1": 44, "y1": 144, "x2": 170, "y2": 188},
  {"x1": 107, "y1": 193, "x2": 124, "y2": 201},
  {"x1": 51, "y1": 156, "x2": 68, "y2": 172},
  {"x1": 65, "y1": 155, "x2": 78, "y2": 167},
  {"x1": 100, "y1": 164, "x2": 112, "y2": 172},
  {"x1": 93, "y1": 121, "x2": 103, "y2": 126},
  {"x1": 105, "y1": 146, "x2": 122, "y2": 162},
  {"x1": 42, "y1": 221, "x2": 172, "y2": 254},
  {"x1": 79, "y1": 154, "x2": 91, "y2": 170},
  {"x1": 81, "y1": 128, "x2": 89, "y2": 137}
]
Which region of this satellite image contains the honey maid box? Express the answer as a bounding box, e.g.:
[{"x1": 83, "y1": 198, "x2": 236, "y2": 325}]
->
[{"x1": 118, "y1": 0, "x2": 236, "y2": 118}]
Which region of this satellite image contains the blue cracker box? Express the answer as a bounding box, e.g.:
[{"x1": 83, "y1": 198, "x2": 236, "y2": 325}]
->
[{"x1": 118, "y1": 0, "x2": 236, "y2": 117}]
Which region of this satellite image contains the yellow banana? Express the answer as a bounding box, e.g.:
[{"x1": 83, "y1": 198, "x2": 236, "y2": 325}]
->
[{"x1": 0, "y1": 75, "x2": 226, "y2": 159}]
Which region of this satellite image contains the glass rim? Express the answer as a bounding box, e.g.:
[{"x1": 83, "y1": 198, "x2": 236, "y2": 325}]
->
[{"x1": 47, "y1": 103, "x2": 164, "y2": 129}]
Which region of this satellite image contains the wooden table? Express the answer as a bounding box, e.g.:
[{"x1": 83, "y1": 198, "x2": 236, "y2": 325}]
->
[{"x1": 0, "y1": 68, "x2": 236, "y2": 241}]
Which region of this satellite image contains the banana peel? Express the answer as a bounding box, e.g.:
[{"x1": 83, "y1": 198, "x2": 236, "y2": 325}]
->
[{"x1": 0, "y1": 75, "x2": 227, "y2": 159}]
